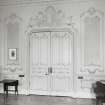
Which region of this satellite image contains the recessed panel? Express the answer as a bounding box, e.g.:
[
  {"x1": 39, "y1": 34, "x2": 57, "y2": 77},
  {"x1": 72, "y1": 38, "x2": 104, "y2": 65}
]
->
[
  {"x1": 30, "y1": 76, "x2": 48, "y2": 91},
  {"x1": 51, "y1": 32, "x2": 73, "y2": 66},
  {"x1": 84, "y1": 17, "x2": 101, "y2": 66},
  {"x1": 52, "y1": 76, "x2": 71, "y2": 92}
]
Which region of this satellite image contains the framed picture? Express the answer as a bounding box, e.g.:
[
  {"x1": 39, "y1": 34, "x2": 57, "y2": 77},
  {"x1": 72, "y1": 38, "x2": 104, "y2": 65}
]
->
[{"x1": 8, "y1": 48, "x2": 17, "y2": 60}]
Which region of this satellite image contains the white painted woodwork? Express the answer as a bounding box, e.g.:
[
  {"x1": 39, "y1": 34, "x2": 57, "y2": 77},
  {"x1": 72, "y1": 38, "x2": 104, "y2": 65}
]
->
[
  {"x1": 1, "y1": 13, "x2": 24, "y2": 94},
  {"x1": 50, "y1": 32, "x2": 73, "y2": 93},
  {"x1": 4, "y1": 13, "x2": 23, "y2": 66},
  {"x1": 80, "y1": 8, "x2": 104, "y2": 74},
  {"x1": 0, "y1": 20, "x2": 2, "y2": 66},
  {"x1": 77, "y1": 7, "x2": 105, "y2": 95},
  {"x1": 30, "y1": 31, "x2": 73, "y2": 95},
  {"x1": 0, "y1": 0, "x2": 105, "y2": 98},
  {"x1": 30, "y1": 32, "x2": 50, "y2": 92}
]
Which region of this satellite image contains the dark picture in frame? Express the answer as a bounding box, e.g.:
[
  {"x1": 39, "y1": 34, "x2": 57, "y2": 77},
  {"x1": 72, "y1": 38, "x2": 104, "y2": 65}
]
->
[{"x1": 8, "y1": 48, "x2": 17, "y2": 60}]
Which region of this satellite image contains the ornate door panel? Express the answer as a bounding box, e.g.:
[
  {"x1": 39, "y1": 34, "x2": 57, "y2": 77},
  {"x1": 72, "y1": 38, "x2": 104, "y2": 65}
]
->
[
  {"x1": 30, "y1": 31, "x2": 74, "y2": 96},
  {"x1": 30, "y1": 32, "x2": 50, "y2": 94},
  {"x1": 50, "y1": 32, "x2": 73, "y2": 95}
]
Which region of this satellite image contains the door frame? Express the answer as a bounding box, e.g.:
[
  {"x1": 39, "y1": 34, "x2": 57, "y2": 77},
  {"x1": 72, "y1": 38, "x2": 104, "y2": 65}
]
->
[{"x1": 26, "y1": 27, "x2": 78, "y2": 96}]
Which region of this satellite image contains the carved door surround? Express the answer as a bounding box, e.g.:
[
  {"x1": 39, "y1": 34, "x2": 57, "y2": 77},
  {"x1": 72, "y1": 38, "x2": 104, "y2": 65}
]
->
[
  {"x1": 26, "y1": 6, "x2": 77, "y2": 96},
  {"x1": 29, "y1": 29, "x2": 77, "y2": 96}
]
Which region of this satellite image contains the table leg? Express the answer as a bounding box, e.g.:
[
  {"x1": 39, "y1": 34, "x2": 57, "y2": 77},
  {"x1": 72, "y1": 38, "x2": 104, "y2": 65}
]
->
[{"x1": 4, "y1": 85, "x2": 8, "y2": 104}]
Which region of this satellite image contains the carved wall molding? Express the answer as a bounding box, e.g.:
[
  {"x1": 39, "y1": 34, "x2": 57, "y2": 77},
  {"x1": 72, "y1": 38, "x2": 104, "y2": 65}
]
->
[
  {"x1": 0, "y1": 0, "x2": 96, "y2": 6},
  {"x1": 79, "y1": 75, "x2": 105, "y2": 91},
  {"x1": 4, "y1": 13, "x2": 23, "y2": 67},
  {"x1": 81, "y1": 7, "x2": 104, "y2": 18},
  {"x1": 27, "y1": 6, "x2": 75, "y2": 31},
  {"x1": 3, "y1": 64, "x2": 23, "y2": 73},
  {"x1": 4, "y1": 13, "x2": 22, "y2": 24},
  {"x1": 80, "y1": 7, "x2": 104, "y2": 74},
  {"x1": 84, "y1": 64, "x2": 103, "y2": 74}
]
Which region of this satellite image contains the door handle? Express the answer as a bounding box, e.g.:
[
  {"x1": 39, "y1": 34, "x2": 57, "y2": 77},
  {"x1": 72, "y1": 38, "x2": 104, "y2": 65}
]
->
[
  {"x1": 45, "y1": 68, "x2": 49, "y2": 75},
  {"x1": 48, "y1": 67, "x2": 52, "y2": 74},
  {"x1": 45, "y1": 67, "x2": 50, "y2": 76},
  {"x1": 45, "y1": 73, "x2": 49, "y2": 75},
  {"x1": 45, "y1": 67, "x2": 53, "y2": 76},
  {"x1": 48, "y1": 67, "x2": 53, "y2": 74},
  {"x1": 50, "y1": 67, "x2": 52, "y2": 74}
]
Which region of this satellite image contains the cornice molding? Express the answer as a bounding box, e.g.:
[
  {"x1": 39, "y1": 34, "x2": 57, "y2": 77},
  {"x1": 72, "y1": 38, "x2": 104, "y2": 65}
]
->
[{"x1": 0, "y1": 0, "x2": 104, "y2": 6}]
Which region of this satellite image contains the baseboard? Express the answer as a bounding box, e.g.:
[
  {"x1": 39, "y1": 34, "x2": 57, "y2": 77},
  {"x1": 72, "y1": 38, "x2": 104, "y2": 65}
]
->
[
  {"x1": 29, "y1": 90, "x2": 96, "y2": 98},
  {"x1": 18, "y1": 89, "x2": 28, "y2": 95},
  {"x1": 0, "y1": 89, "x2": 96, "y2": 99},
  {"x1": 73, "y1": 92, "x2": 95, "y2": 99}
]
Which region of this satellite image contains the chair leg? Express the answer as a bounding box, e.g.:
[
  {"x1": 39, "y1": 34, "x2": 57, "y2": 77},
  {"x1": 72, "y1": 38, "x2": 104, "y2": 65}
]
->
[{"x1": 96, "y1": 98, "x2": 103, "y2": 105}]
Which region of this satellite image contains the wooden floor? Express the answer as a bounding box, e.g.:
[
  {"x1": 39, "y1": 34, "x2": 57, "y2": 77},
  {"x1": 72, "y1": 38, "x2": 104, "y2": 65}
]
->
[{"x1": 0, "y1": 94, "x2": 96, "y2": 105}]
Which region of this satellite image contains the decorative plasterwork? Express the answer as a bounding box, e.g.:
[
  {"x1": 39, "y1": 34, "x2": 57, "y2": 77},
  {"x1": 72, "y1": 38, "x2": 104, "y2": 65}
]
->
[
  {"x1": 81, "y1": 7, "x2": 104, "y2": 18},
  {"x1": 4, "y1": 13, "x2": 23, "y2": 73},
  {"x1": 28, "y1": 6, "x2": 74, "y2": 30},
  {"x1": 84, "y1": 64, "x2": 102, "y2": 74},
  {"x1": 4, "y1": 64, "x2": 22, "y2": 73},
  {"x1": 4, "y1": 13, "x2": 22, "y2": 24},
  {"x1": 80, "y1": 7, "x2": 104, "y2": 74}
]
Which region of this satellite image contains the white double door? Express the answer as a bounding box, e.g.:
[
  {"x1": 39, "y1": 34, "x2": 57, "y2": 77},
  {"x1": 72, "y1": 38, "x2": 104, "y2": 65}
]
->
[{"x1": 30, "y1": 31, "x2": 74, "y2": 96}]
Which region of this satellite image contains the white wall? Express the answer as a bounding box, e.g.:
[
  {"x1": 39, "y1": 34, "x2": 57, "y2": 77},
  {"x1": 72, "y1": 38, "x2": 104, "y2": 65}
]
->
[{"x1": 0, "y1": 0, "x2": 105, "y2": 98}]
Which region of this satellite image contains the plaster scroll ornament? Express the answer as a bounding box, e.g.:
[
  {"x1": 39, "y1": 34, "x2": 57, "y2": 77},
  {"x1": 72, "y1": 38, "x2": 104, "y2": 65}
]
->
[
  {"x1": 3, "y1": 64, "x2": 22, "y2": 73},
  {"x1": 85, "y1": 64, "x2": 102, "y2": 74},
  {"x1": 28, "y1": 6, "x2": 74, "y2": 29},
  {"x1": 5, "y1": 13, "x2": 22, "y2": 24},
  {"x1": 87, "y1": 7, "x2": 96, "y2": 15}
]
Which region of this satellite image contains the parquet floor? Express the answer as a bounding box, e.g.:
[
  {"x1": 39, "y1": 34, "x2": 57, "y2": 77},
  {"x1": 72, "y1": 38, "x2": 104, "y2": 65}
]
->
[{"x1": 0, "y1": 94, "x2": 96, "y2": 105}]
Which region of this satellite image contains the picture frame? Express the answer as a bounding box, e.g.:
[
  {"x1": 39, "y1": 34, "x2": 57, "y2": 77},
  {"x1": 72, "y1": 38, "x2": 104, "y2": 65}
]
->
[{"x1": 8, "y1": 48, "x2": 17, "y2": 60}]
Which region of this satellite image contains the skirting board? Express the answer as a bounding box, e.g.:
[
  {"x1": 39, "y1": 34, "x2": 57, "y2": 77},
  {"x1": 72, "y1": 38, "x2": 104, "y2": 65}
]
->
[
  {"x1": 29, "y1": 90, "x2": 96, "y2": 99},
  {"x1": 0, "y1": 89, "x2": 96, "y2": 98}
]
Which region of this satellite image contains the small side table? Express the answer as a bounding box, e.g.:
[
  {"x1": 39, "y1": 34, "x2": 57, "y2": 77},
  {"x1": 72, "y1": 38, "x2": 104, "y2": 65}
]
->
[{"x1": 0, "y1": 79, "x2": 18, "y2": 104}]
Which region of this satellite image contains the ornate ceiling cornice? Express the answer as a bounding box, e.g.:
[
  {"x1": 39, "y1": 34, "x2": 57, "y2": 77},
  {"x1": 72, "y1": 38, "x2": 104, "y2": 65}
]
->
[{"x1": 0, "y1": 0, "x2": 103, "y2": 6}]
